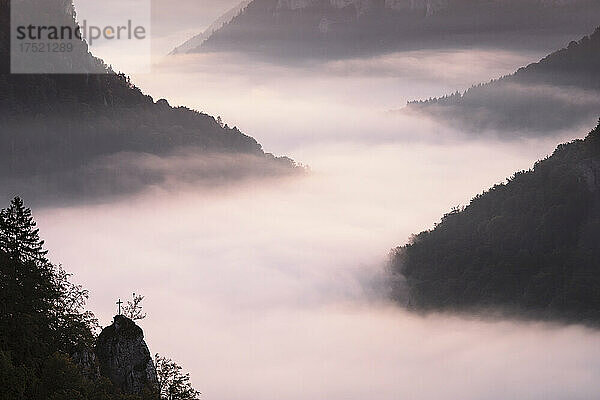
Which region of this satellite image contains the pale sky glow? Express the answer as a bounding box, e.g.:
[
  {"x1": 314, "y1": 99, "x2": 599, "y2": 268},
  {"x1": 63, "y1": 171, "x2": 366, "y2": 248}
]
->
[{"x1": 72, "y1": 0, "x2": 242, "y2": 65}]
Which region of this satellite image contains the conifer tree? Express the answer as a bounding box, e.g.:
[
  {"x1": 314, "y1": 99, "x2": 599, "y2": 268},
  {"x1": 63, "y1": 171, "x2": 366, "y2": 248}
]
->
[{"x1": 0, "y1": 197, "x2": 48, "y2": 262}]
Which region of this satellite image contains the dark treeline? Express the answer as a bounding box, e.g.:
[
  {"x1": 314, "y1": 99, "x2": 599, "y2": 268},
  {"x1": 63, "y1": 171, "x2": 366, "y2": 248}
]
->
[
  {"x1": 194, "y1": 0, "x2": 600, "y2": 61},
  {"x1": 0, "y1": 197, "x2": 200, "y2": 399},
  {"x1": 407, "y1": 26, "x2": 600, "y2": 135},
  {"x1": 0, "y1": 196, "x2": 150, "y2": 399},
  {"x1": 0, "y1": 0, "x2": 298, "y2": 205},
  {"x1": 390, "y1": 121, "x2": 600, "y2": 324}
]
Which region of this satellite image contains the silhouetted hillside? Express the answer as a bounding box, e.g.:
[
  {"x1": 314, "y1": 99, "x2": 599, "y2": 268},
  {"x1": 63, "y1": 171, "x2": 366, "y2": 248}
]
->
[
  {"x1": 185, "y1": 0, "x2": 600, "y2": 61},
  {"x1": 406, "y1": 27, "x2": 600, "y2": 135},
  {"x1": 0, "y1": 197, "x2": 200, "y2": 399},
  {"x1": 0, "y1": 0, "x2": 298, "y2": 205},
  {"x1": 390, "y1": 121, "x2": 600, "y2": 324}
]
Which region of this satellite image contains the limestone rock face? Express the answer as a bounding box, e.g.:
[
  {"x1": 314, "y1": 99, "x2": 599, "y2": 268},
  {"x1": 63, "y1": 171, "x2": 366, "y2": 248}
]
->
[
  {"x1": 95, "y1": 315, "x2": 158, "y2": 395},
  {"x1": 72, "y1": 346, "x2": 101, "y2": 380}
]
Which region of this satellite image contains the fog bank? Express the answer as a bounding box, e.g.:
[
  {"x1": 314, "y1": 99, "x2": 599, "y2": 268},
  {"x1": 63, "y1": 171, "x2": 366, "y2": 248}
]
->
[
  {"x1": 33, "y1": 135, "x2": 591, "y2": 399},
  {"x1": 136, "y1": 48, "x2": 545, "y2": 152},
  {"x1": 29, "y1": 43, "x2": 600, "y2": 399}
]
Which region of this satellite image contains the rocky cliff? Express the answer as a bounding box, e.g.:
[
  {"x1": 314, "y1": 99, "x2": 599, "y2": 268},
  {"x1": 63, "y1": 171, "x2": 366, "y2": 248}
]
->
[
  {"x1": 95, "y1": 315, "x2": 158, "y2": 396},
  {"x1": 72, "y1": 346, "x2": 101, "y2": 380}
]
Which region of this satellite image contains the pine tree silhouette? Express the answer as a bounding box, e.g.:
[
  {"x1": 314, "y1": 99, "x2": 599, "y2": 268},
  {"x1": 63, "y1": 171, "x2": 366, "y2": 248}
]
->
[{"x1": 0, "y1": 197, "x2": 48, "y2": 262}]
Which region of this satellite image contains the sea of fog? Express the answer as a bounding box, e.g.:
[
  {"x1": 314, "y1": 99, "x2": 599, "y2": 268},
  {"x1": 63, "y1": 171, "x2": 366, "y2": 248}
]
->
[{"x1": 35, "y1": 49, "x2": 600, "y2": 399}]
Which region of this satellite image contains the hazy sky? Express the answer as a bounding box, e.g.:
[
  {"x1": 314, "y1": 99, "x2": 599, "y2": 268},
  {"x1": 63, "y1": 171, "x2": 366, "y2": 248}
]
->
[
  {"x1": 151, "y1": 0, "x2": 240, "y2": 33},
  {"x1": 72, "y1": 0, "x2": 242, "y2": 63},
  {"x1": 150, "y1": 0, "x2": 242, "y2": 54}
]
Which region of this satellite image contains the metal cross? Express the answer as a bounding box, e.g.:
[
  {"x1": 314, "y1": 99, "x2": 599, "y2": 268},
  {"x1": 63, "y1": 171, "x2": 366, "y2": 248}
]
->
[{"x1": 116, "y1": 298, "x2": 123, "y2": 315}]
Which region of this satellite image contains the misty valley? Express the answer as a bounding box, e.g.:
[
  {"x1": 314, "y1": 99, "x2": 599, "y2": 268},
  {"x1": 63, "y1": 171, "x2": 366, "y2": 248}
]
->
[{"x1": 2, "y1": 0, "x2": 600, "y2": 399}]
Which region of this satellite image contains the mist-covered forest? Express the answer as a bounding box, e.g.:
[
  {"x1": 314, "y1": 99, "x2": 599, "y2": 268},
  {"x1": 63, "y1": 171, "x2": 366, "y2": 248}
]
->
[
  {"x1": 0, "y1": 0, "x2": 298, "y2": 205},
  {"x1": 193, "y1": 0, "x2": 600, "y2": 60},
  {"x1": 390, "y1": 121, "x2": 600, "y2": 324},
  {"x1": 406, "y1": 26, "x2": 600, "y2": 135}
]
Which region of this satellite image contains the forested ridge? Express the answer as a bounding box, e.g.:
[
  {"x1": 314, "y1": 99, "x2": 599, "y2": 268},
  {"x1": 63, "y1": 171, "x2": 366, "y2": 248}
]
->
[
  {"x1": 0, "y1": 0, "x2": 297, "y2": 204},
  {"x1": 390, "y1": 121, "x2": 600, "y2": 323},
  {"x1": 407, "y1": 27, "x2": 600, "y2": 134},
  {"x1": 195, "y1": 0, "x2": 600, "y2": 60}
]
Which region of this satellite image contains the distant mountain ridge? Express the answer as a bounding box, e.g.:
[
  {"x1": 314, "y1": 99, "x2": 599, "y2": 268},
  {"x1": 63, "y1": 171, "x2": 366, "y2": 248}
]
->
[
  {"x1": 390, "y1": 121, "x2": 600, "y2": 324},
  {"x1": 174, "y1": 0, "x2": 600, "y2": 60},
  {"x1": 276, "y1": 0, "x2": 447, "y2": 15},
  {"x1": 170, "y1": 0, "x2": 252, "y2": 55},
  {"x1": 406, "y1": 27, "x2": 600, "y2": 135},
  {"x1": 0, "y1": 0, "x2": 299, "y2": 205}
]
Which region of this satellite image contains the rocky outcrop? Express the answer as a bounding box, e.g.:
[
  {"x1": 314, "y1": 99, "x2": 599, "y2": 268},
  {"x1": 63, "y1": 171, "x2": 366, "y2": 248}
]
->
[
  {"x1": 577, "y1": 159, "x2": 600, "y2": 191},
  {"x1": 72, "y1": 346, "x2": 101, "y2": 380},
  {"x1": 95, "y1": 315, "x2": 158, "y2": 396}
]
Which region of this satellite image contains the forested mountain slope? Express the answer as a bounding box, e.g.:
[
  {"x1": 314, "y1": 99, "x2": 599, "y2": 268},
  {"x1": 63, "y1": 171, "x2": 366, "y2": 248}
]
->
[
  {"x1": 0, "y1": 197, "x2": 199, "y2": 399},
  {"x1": 184, "y1": 0, "x2": 600, "y2": 60},
  {"x1": 390, "y1": 122, "x2": 600, "y2": 324},
  {"x1": 406, "y1": 27, "x2": 600, "y2": 135},
  {"x1": 0, "y1": 0, "x2": 297, "y2": 205}
]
